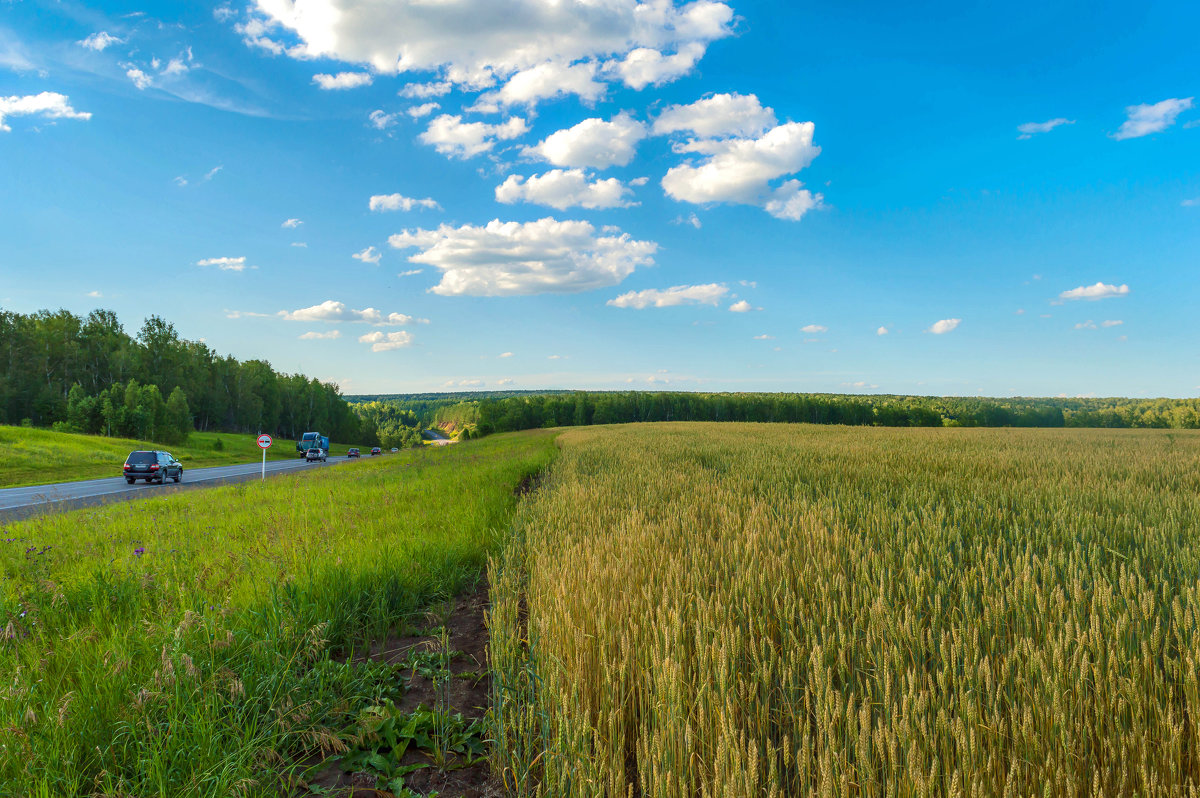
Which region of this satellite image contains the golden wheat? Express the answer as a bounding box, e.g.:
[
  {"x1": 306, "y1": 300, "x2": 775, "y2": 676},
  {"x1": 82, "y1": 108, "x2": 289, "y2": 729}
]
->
[{"x1": 491, "y1": 423, "x2": 1200, "y2": 797}]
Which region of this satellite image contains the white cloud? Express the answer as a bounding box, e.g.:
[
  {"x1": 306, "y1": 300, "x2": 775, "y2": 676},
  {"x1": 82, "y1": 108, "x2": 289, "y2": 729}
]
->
[
  {"x1": 654, "y1": 93, "x2": 777, "y2": 139},
  {"x1": 197, "y1": 256, "x2": 248, "y2": 271},
  {"x1": 280, "y1": 300, "x2": 427, "y2": 325},
  {"x1": 369, "y1": 193, "x2": 441, "y2": 212},
  {"x1": 407, "y1": 102, "x2": 440, "y2": 118},
  {"x1": 282, "y1": 218, "x2": 303, "y2": 228},
  {"x1": 389, "y1": 217, "x2": 656, "y2": 297},
  {"x1": 1017, "y1": 118, "x2": 1073, "y2": 139},
  {"x1": 224, "y1": 309, "x2": 273, "y2": 319},
  {"x1": 605, "y1": 42, "x2": 708, "y2": 90},
  {"x1": 753, "y1": 334, "x2": 774, "y2": 340},
  {"x1": 927, "y1": 318, "x2": 961, "y2": 334},
  {"x1": 0, "y1": 92, "x2": 92, "y2": 132},
  {"x1": 739, "y1": 280, "x2": 756, "y2": 288},
  {"x1": 242, "y1": 0, "x2": 732, "y2": 91},
  {"x1": 204, "y1": 165, "x2": 222, "y2": 181},
  {"x1": 420, "y1": 114, "x2": 529, "y2": 158},
  {"x1": 1113, "y1": 97, "x2": 1193, "y2": 140},
  {"x1": 87, "y1": 290, "x2": 103, "y2": 298},
  {"x1": 399, "y1": 81, "x2": 452, "y2": 99},
  {"x1": 525, "y1": 112, "x2": 647, "y2": 169},
  {"x1": 498, "y1": 351, "x2": 514, "y2": 358},
  {"x1": 800, "y1": 324, "x2": 827, "y2": 333},
  {"x1": 369, "y1": 109, "x2": 400, "y2": 129},
  {"x1": 496, "y1": 169, "x2": 636, "y2": 210},
  {"x1": 1101, "y1": 319, "x2": 1124, "y2": 327},
  {"x1": 1074, "y1": 320, "x2": 1097, "y2": 330},
  {"x1": 548, "y1": 355, "x2": 566, "y2": 360},
  {"x1": 299, "y1": 330, "x2": 341, "y2": 340},
  {"x1": 662, "y1": 122, "x2": 823, "y2": 220},
  {"x1": 1182, "y1": 198, "x2": 1199, "y2": 207},
  {"x1": 671, "y1": 213, "x2": 702, "y2": 228},
  {"x1": 126, "y1": 67, "x2": 153, "y2": 90},
  {"x1": 496, "y1": 378, "x2": 514, "y2": 386},
  {"x1": 607, "y1": 283, "x2": 727, "y2": 309},
  {"x1": 79, "y1": 32, "x2": 123, "y2": 51},
  {"x1": 313, "y1": 71, "x2": 373, "y2": 90},
  {"x1": 876, "y1": 326, "x2": 889, "y2": 335},
  {"x1": 473, "y1": 61, "x2": 605, "y2": 110},
  {"x1": 352, "y1": 246, "x2": 381, "y2": 264},
  {"x1": 729, "y1": 300, "x2": 753, "y2": 312},
  {"x1": 174, "y1": 176, "x2": 188, "y2": 187},
  {"x1": 398, "y1": 268, "x2": 424, "y2": 277},
  {"x1": 1058, "y1": 282, "x2": 1130, "y2": 301},
  {"x1": 291, "y1": 242, "x2": 308, "y2": 247},
  {"x1": 359, "y1": 330, "x2": 413, "y2": 352}
]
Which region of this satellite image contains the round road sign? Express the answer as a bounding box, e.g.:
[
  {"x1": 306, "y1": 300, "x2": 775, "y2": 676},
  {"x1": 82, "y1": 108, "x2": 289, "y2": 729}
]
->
[{"x1": 257, "y1": 434, "x2": 273, "y2": 449}]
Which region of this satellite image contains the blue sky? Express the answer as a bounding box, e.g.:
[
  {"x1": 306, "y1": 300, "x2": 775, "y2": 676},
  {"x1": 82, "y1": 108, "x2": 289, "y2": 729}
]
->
[{"x1": 1, "y1": 0, "x2": 1197, "y2": 397}]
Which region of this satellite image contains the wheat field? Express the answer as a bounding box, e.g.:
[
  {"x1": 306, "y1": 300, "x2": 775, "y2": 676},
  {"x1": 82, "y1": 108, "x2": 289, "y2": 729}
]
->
[{"x1": 490, "y1": 423, "x2": 1200, "y2": 797}]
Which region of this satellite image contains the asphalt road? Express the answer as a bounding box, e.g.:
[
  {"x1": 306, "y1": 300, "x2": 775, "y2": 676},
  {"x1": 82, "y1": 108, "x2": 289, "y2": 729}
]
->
[{"x1": 0, "y1": 455, "x2": 355, "y2": 523}]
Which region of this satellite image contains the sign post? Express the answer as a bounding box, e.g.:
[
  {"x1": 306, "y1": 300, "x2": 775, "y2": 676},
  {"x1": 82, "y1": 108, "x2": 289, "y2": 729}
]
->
[{"x1": 256, "y1": 434, "x2": 273, "y2": 480}]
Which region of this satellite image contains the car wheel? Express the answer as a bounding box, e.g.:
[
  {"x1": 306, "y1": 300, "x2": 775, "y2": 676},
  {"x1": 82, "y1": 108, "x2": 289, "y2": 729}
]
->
[
  {"x1": 174, "y1": 471, "x2": 182, "y2": 483},
  {"x1": 125, "y1": 478, "x2": 134, "y2": 484}
]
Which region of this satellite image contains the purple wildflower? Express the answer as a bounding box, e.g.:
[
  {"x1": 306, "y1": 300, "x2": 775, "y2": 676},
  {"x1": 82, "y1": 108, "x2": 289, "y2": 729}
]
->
[{"x1": 134, "y1": 547, "x2": 145, "y2": 557}]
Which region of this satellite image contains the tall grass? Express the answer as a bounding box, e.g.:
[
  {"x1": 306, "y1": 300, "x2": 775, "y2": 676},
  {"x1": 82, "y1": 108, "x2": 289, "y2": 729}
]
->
[
  {"x1": 491, "y1": 423, "x2": 1200, "y2": 796},
  {"x1": 0, "y1": 425, "x2": 364, "y2": 489},
  {"x1": 0, "y1": 429, "x2": 557, "y2": 796}
]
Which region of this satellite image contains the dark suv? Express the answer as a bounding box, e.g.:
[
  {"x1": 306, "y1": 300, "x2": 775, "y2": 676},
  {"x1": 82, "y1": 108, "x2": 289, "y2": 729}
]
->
[{"x1": 123, "y1": 450, "x2": 183, "y2": 484}]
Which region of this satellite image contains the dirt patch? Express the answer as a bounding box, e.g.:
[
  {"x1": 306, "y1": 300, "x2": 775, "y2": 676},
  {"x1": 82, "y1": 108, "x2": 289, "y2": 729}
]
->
[
  {"x1": 296, "y1": 582, "x2": 501, "y2": 798},
  {"x1": 513, "y1": 472, "x2": 541, "y2": 497}
]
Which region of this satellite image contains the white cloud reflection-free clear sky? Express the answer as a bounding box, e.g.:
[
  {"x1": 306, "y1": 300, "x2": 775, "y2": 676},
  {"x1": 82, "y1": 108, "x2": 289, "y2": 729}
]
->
[{"x1": 1, "y1": 0, "x2": 1198, "y2": 397}]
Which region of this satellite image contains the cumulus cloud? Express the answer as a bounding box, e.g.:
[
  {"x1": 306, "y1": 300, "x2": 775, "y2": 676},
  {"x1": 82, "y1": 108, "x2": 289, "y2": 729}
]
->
[
  {"x1": 927, "y1": 318, "x2": 961, "y2": 334},
  {"x1": 79, "y1": 32, "x2": 123, "y2": 51},
  {"x1": 1017, "y1": 118, "x2": 1073, "y2": 139},
  {"x1": 496, "y1": 378, "x2": 514, "y2": 386},
  {"x1": 388, "y1": 217, "x2": 656, "y2": 297},
  {"x1": 291, "y1": 242, "x2": 308, "y2": 247},
  {"x1": 654, "y1": 93, "x2": 777, "y2": 139},
  {"x1": 359, "y1": 330, "x2": 413, "y2": 351},
  {"x1": 352, "y1": 246, "x2": 381, "y2": 264},
  {"x1": 239, "y1": 0, "x2": 732, "y2": 91},
  {"x1": 126, "y1": 68, "x2": 153, "y2": 90},
  {"x1": 1101, "y1": 319, "x2": 1124, "y2": 327},
  {"x1": 407, "y1": 102, "x2": 440, "y2": 118},
  {"x1": 0, "y1": 92, "x2": 92, "y2": 131},
  {"x1": 369, "y1": 193, "x2": 441, "y2": 212},
  {"x1": 1074, "y1": 320, "x2": 1097, "y2": 330},
  {"x1": 876, "y1": 326, "x2": 889, "y2": 335},
  {"x1": 496, "y1": 169, "x2": 636, "y2": 209},
  {"x1": 313, "y1": 71, "x2": 373, "y2": 90},
  {"x1": 368, "y1": 109, "x2": 400, "y2": 129},
  {"x1": 280, "y1": 300, "x2": 427, "y2": 325},
  {"x1": 473, "y1": 61, "x2": 605, "y2": 111},
  {"x1": 729, "y1": 300, "x2": 753, "y2": 312},
  {"x1": 662, "y1": 122, "x2": 823, "y2": 219},
  {"x1": 525, "y1": 112, "x2": 647, "y2": 169},
  {"x1": 672, "y1": 212, "x2": 702, "y2": 228},
  {"x1": 420, "y1": 114, "x2": 529, "y2": 158},
  {"x1": 498, "y1": 351, "x2": 514, "y2": 358},
  {"x1": 753, "y1": 334, "x2": 774, "y2": 340},
  {"x1": 607, "y1": 283, "x2": 727, "y2": 308},
  {"x1": 299, "y1": 330, "x2": 341, "y2": 340},
  {"x1": 1113, "y1": 97, "x2": 1193, "y2": 140},
  {"x1": 282, "y1": 218, "x2": 303, "y2": 228},
  {"x1": 1058, "y1": 282, "x2": 1130, "y2": 301},
  {"x1": 800, "y1": 324, "x2": 827, "y2": 333},
  {"x1": 399, "y1": 81, "x2": 452, "y2": 99},
  {"x1": 197, "y1": 256, "x2": 248, "y2": 271}
]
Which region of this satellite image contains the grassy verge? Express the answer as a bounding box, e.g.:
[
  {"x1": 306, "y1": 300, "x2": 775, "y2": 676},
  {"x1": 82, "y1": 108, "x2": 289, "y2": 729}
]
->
[
  {"x1": 491, "y1": 423, "x2": 1200, "y2": 796},
  {"x1": 0, "y1": 429, "x2": 557, "y2": 796},
  {"x1": 0, "y1": 425, "x2": 369, "y2": 489}
]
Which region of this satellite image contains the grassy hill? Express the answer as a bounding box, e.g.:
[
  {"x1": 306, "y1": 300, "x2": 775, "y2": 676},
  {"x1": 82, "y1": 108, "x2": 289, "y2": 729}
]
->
[{"x1": 0, "y1": 425, "x2": 365, "y2": 489}]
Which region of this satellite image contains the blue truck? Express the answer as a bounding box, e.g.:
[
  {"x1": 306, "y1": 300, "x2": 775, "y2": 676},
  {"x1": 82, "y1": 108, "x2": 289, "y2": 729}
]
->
[{"x1": 296, "y1": 431, "x2": 330, "y2": 458}]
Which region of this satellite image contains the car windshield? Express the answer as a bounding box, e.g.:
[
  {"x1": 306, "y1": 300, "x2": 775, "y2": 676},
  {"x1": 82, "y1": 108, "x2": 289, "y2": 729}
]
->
[{"x1": 126, "y1": 451, "x2": 156, "y2": 464}]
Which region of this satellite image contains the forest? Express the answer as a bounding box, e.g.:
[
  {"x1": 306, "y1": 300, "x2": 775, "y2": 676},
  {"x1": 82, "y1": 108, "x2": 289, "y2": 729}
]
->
[{"x1": 0, "y1": 308, "x2": 366, "y2": 444}]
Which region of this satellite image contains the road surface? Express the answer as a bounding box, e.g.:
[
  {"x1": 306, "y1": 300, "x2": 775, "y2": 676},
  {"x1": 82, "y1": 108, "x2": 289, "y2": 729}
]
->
[{"x1": 0, "y1": 455, "x2": 354, "y2": 523}]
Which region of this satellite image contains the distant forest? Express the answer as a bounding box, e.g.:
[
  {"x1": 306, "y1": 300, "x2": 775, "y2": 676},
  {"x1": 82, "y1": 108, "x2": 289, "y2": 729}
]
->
[
  {"x1": 351, "y1": 390, "x2": 1200, "y2": 442},
  {"x1": 0, "y1": 308, "x2": 365, "y2": 444}
]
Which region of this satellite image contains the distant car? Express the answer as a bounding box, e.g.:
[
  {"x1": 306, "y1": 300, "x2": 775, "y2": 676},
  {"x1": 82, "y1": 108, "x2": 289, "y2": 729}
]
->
[
  {"x1": 370, "y1": 447, "x2": 382, "y2": 456},
  {"x1": 123, "y1": 450, "x2": 183, "y2": 484},
  {"x1": 305, "y1": 448, "x2": 327, "y2": 462},
  {"x1": 390, "y1": 447, "x2": 399, "y2": 453},
  {"x1": 346, "y1": 448, "x2": 360, "y2": 458}
]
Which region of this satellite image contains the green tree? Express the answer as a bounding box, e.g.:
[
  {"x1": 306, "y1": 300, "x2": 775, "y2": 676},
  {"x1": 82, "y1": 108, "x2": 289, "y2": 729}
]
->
[{"x1": 164, "y1": 386, "x2": 192, "y2": 444}]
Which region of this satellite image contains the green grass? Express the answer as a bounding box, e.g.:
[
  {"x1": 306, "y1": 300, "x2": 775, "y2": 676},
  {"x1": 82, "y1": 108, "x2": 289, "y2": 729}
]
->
[
  {"x1": 0, "y1": 429, "x2": 558, "y2": 797},
  {"x1": 0, "y1": 425, "x2": 370, "y2": 489}
]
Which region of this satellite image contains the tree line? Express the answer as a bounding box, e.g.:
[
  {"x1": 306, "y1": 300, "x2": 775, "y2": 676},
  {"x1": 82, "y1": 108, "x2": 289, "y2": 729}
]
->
[
  {"x1": 348, "y1": 391, "x2": 1200, "y2": 438},
  {"x1": 0, "y1": 308, "x2": 365, "y2": 443}
]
